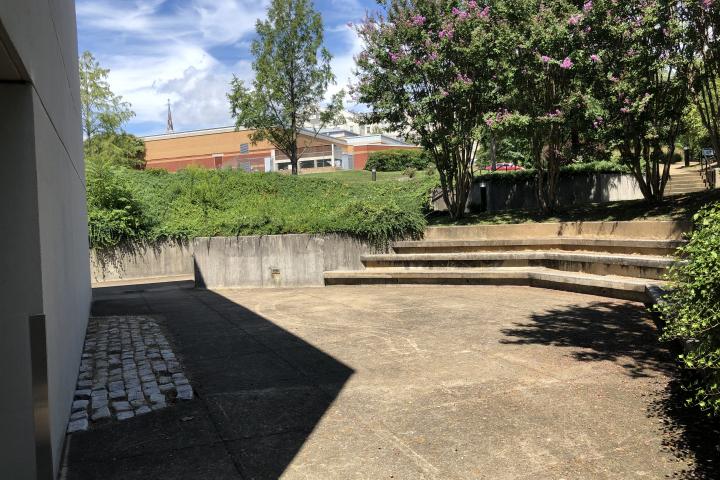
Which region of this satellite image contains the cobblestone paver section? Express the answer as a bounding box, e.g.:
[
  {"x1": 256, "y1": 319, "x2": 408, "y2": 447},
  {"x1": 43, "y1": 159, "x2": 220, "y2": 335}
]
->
[{"x1": 67, "y1": 316, "x2": 193, "y2": 433}]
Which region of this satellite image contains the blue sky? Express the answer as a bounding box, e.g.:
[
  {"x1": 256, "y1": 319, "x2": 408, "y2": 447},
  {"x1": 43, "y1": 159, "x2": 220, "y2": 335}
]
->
[{"x1": 76, "y1": 0, "x2": 375, "y2": 136}]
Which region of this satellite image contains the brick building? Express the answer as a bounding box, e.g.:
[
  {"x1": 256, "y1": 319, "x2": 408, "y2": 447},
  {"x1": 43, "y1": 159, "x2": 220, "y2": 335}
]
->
[{"x1": 141, "y1": 126, "x2": 418, "y2": 173}]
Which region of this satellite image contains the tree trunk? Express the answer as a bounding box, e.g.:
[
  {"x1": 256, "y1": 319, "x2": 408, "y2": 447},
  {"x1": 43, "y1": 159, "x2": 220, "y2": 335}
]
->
[{"x1": 489, "y1": 133, "x2": 497, "y2": 171}]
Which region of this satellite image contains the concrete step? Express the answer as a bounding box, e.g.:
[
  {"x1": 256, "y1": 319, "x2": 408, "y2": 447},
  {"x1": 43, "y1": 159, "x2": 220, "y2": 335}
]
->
[
  {"x1": 361, "y1": 251, "x2": 677, "y2": 280},
  {"x1": 392, "y1": 238, "x2": 685, "y2": 256},
  {"x1": 324, "y1": 267, "x2": 660, "y2": 302}
]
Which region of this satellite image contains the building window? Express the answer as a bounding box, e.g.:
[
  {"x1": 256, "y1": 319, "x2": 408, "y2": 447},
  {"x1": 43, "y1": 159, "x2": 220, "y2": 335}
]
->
[
  {"x1": 317, "y1": 159, "x2": 332, "y2": 167},
  {"x1": 276, "y1": 162, "x2": 290, "y2": 170},
  {"x1": 300, "y1": 160, "x2": 315, "y2": 169},
  {"x1": 240, "y1": 143, "x2": 249, "y2": 154}
]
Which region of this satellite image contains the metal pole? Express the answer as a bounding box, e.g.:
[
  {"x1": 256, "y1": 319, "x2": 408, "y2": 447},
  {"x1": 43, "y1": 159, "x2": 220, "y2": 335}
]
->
[{"x1": 371, "y1": 168, "x2": 377, "y2": 181}]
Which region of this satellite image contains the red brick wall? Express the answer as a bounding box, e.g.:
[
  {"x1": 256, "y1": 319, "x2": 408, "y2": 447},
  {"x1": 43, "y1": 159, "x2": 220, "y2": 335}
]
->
[{"x1": 146, "y1": 151, "x2": 271, "y2": 172}]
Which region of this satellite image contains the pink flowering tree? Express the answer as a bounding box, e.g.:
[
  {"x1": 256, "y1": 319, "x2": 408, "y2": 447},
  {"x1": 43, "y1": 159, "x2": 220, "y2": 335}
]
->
[
  {"x1": 581, "y1": 0, "x2": 691, "y2": 201},
  {"x1": 353, "y1": 0, "x2": 509, "y2": 218},
  {"x1": 497, "y1": 0, "x2": 599, "y2": 213},
  {"x1": 686, "y1": 0, "x2": 720, "y2": 156}
]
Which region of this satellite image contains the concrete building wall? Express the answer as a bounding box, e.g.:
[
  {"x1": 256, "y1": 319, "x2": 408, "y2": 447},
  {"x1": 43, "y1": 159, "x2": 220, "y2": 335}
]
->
[{"x1": 0, "y1": 1, "x2": 91, "y2": 478}]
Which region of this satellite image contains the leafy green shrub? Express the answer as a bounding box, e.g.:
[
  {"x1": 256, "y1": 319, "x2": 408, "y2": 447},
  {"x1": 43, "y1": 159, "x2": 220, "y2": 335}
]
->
[
  {"x1": 86, "y1": 159, "x2": 149, "y2": 248},
  {"x1": 365, "y1": 149, "x2": 430, "y2": 171},
  {"x1": 87, "y1": 167, "x2": 435, "y2": 249},
  {"x1": 474, "y1": 160, "x2": 631, "y2": 184},
  {"x1": 403, "y1": 166, "x2": 417, "y2": 178},
  {"x1": 657, "y1": 203, "x2": 720, "y2": 415}
]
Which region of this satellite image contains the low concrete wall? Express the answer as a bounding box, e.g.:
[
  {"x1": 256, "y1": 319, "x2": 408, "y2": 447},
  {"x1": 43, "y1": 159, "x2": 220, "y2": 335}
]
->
[
  {"x1": 90, "y1": 240, "x2": 193, "y2": 283},
  {"x1": 434, "y1": 173, "x2": 644, "y2": 213},
  {"x1": 193, "y1": 234, "x2": 373, "y2": 289},
  {"x1": 424, "y1": 220, "x2": 692, "y2": 241}
]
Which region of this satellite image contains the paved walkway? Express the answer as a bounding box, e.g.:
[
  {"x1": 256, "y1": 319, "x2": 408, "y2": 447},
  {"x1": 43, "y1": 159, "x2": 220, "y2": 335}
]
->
[{"x1": 61, "y1": 282, "x2": 710, "y2": 479}]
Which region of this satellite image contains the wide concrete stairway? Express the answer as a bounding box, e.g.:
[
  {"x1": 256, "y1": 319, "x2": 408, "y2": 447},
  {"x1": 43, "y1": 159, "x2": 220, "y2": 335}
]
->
[
  {"x1": 666, "y1": 164, "x2": 708, "y2": 195},
  {"x1": 324, "y1": 221, "x2": 690, "y2": 302}
]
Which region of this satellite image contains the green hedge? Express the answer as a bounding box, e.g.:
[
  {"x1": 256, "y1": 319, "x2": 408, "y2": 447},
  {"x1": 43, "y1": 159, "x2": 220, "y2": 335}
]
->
[
  {"x1": 364, "y1": 149, "x2": 431, "y2": 172},
  {"x1": 657, "y1": 203, "x2": 720, "y2": 416},
  {"x1": 87, "y1": 166, "x2": 436, "y2": 249},
  {"x1": 474, "y1": 161, "x2": 631, "y2": 184}
]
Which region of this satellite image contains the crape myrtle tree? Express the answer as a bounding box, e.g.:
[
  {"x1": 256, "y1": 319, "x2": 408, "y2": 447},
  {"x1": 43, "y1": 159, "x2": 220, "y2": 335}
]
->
[
  {"x1": 498, "y1": 0, "x2": 599, "y2": 213},
  {"x1": 353, "y1": 0, "x2": 511, "y2": 218},
  {"x1": 228, "y1": 0, "x2": 343, "y2": 176},
  {"x1": 581, "y1": 0, "x2": 691, "y2": 201},
  {"x1": 79, "y1": 51, "x2": 145, "y2": 168},
  {"x1": 686, "y1": 0, "x2": 720, "y2": 156}
]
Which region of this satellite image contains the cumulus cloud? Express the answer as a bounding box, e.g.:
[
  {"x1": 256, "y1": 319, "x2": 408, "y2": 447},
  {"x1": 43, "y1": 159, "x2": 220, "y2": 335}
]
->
[{"x1": 76, "y1": 0, "x2": 368, "y2": 135}]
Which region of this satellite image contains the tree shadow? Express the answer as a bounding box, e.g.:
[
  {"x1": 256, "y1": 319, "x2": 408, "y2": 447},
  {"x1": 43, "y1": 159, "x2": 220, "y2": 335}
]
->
[
  {"x1": 500, "y1": 300, "x2": 720, "y2": 477},
  {"x1": 64, "y1": 279, "x2": 354, "y2": 480},
  {"x1": 647, "y1": 377, "x2": 720, "y2": 479},
  {"x1": 500, "y1": 301, "x2": 673, "y2": 378}
]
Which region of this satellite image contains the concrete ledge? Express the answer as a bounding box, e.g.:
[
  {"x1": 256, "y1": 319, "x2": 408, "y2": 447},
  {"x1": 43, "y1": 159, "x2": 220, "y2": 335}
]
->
[
  {"x1": 393, "y1": 237, "x2": 686, "y2": 256},
  {"x1": 324, "y1": 267, "x2": 659, "y2": 302},
  {"x1": 423, "y1": 220, "x2": 691, "y2": 241},
  {"x1": 361, "y1": 251, "x2": 678, "y2": 280}
]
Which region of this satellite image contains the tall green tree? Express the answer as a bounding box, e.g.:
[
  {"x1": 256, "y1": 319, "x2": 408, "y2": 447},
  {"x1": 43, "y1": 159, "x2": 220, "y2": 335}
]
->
[
  {"x1": 582, "y1": 0, "x2": 691, "y2": 201},
  {"x1": 686, "y1": 1, "x2": 720, "y2": 157},
  {"x1": 79, "y1": 51, "x2": 142, "y2": 168},
  {"x1": 353, "y1": 0, "x2": 511, "y2": 218},
  {"x1": 228, "y1": 0, "x2": 343, "y2": 176}
]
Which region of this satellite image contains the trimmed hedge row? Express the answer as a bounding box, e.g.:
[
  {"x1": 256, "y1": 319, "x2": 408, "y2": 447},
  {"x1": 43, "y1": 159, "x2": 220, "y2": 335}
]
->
[
  {"x1": 474, "y1": 161, "x2": 631, "y2": 184},
  {"x1": 364, "y1": 149, "x2": 431, "y2": 171}
]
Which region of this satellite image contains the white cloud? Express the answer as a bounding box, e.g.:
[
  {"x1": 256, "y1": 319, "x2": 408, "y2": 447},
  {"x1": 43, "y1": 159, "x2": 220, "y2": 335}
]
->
[
  {"x1": 77, "y1": 0, "x2": 268, "y2": 133},
  {"x1": 76, "y1": 0, "x2": 367, "y2": 134}
]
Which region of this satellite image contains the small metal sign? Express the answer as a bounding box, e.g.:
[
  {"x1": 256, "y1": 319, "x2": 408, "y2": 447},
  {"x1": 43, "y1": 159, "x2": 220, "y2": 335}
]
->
[{"x1": 702, "y1": 148, "x2": 715, "y2": 157}]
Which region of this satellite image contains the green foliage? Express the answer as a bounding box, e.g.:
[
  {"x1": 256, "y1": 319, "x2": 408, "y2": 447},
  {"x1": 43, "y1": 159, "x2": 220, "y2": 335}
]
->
[
  {"x1": 79, "y1": 51, "x2": 134, "y2": 140},
  {"x1": 86, "y1": 159, "x2": 148, "y2": 249},
  {"x1": 228, "y1": 0, "x2": 343, "y2": 175},
  {"x1": 364, "y1": 149, "x2": 431, "y2": 172},
  {"x1": 353, "y1": 0, "x2": 512, "y2": 218},
  {"x1": 87, "y1": 168, "x2": 434, "y2": 249},
  {"x1": 658, "y1": 203, "x2": 720, "y2": 416},
  {"x1": 474, "y1": 161, "x2": 630, "y2": 184},
  {"x1": 403, "y1": 166, "x2": 417, "y2": 179},
  {"x1": 85, "y1": 132, "x2": 146, "y2": 169}
]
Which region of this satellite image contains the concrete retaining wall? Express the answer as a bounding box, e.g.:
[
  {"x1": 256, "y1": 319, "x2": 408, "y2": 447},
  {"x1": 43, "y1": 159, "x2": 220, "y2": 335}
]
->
[
  {"x1": 193, "y1": 234, "x2": 373, "y2": 289},
  {"x1": 90, "y1": 241, "x2": 193, "y2": 283},
  {"x1": 434, "y1": 173, "x2": 644, "y2": 213}
]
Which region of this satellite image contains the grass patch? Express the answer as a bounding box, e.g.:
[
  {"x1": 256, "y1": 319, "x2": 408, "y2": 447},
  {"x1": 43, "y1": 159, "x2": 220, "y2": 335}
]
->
[{"x1": 428, "y1": 189, "x2": 720, "y2": 226}]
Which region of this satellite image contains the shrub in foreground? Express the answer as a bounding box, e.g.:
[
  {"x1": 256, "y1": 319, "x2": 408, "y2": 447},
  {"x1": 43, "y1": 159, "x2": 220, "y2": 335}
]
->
[{"x1": 657, "y1": 203, "x2": 720, "y2": 415}]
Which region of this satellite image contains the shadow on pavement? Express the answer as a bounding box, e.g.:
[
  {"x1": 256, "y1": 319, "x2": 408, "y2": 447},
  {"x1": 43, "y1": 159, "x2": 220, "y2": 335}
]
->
[
  {"x1": 500, "y1": 300, "x2": 720, "y2": 479},
  {"x1": 62, "y1": 279, "x2": 354, "y2": 480},
  {"x1": 499, "y1": 300, "x2": 673, "y2": 378}
]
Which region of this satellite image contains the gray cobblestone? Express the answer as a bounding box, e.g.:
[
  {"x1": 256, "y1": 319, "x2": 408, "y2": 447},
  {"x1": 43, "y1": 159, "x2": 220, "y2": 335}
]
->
[
  {"x1": 116, "y1": 411, "x2": 134, "y2": 421},
  {"x1": 91, "y1": 407, "x2": 111, "y2": 421},
  {"x1": 67, "y1": 315, "x2": 193, "y2": 433}
]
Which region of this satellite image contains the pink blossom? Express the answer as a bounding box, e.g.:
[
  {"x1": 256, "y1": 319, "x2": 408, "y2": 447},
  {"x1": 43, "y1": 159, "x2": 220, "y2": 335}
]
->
[
  {"x1": 439, "y1": 28, "x2": 454, "y2": 39},
  {"x1": 620, "y1": 107, "x2": 630, "y2": 113},
  {"x1": 568, "y1": 14, "x2": 582, "y2": 25},
  {"x1": 560, "y1": 57, "x2": 574, "y2": 69},
  {"x1": 468, "y1": 1, "x2": 478, "y2": 9},
  {"x1": 389, "y1": 52, "x2": 401, "y2": 63},
  {"x1": 452, "y1": 7, "x2": 468, "y2": 19},
  {"x1": 456, "y1": 73, "x2": 472, "y2": 84},
  {"x1": 485, "y1": 117, "x2": 496, "y2": 127},
  {"x1": 479, "y1": 6, "x2": 490, "y2": 18},
  {"x1": 703, "y1": 0, "x2": 714, "y2": 9},
  {"x1": 541, "y1": 55, "x2": 551, "y2": 63},
  {"x1": 411, "y1": 15, "x2": 426, "y2": 26},
  {"x1": 583, "y1": 1, "x2": 593, "y2": 12},
  {"x1": 590, "y1": 54, "x2": 600, "y2": 63}
]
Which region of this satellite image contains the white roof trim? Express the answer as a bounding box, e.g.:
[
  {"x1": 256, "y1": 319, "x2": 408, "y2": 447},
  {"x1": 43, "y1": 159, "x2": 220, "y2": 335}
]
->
[{"x1": 140, "y1": 126, "x2": 347, "y2": 145}]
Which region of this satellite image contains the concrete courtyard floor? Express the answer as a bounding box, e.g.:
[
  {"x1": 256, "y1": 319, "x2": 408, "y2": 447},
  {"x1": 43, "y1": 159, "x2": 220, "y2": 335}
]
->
[{"x1": 61, "y1": 281, "x2": 713, "y2": 479}]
